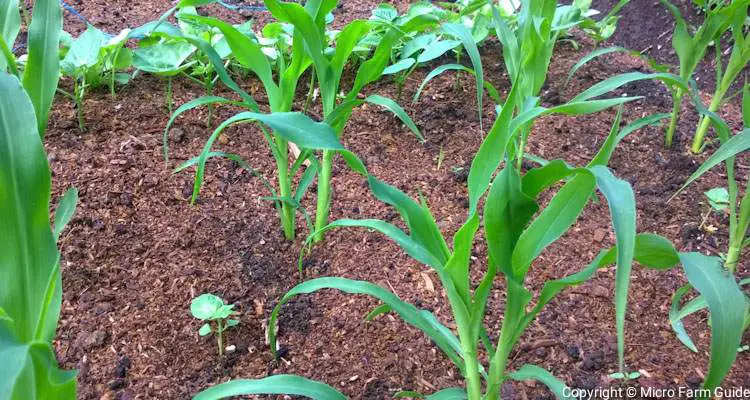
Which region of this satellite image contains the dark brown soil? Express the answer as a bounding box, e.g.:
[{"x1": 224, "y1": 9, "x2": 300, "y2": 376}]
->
[{"x1": 45, "y1": 1, "x2": 749, "y2": 400}]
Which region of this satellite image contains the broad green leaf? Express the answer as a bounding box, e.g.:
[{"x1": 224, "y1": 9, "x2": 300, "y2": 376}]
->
[
  {"x1": 508, "y1": 365, "x2": 575, "y2": 400},
  {"x1": 485, "y1": 165, "x2": 538, "y2": 278},
  {"x1": 571, "y1": 72, "x2": 686, "y2": 102},
  {"x1": 631, "y1": 233, "x2": 680, "y2": 269},
  {"x1": 133, "y1": 40, "x2": 195, "y2": 76},
  {"x1": 364, "y1": 94, "x2": 423, "y2": 142},
  {"x1": 0, "y1": 71, "x2": 76, "y2": 398},
  {"x1": 512, "y1": 171, "x2": 596, "y2": 279},
  {"x1": 0, "y1": 329, "x2": 76, "y2": 400},
  {"x1": 590, "y1": 166, "x2": 636, "y2": 374},
  {"x1": 198, "y1": 323, "x2": 211, "y2": 336},
  {"x1": 22, "y1": 0, "x2": 62, "y2": 136},
  {"x1": 417, "y1": 39, "x2": 461, "y2": 63},
  {"x1": 332, "y1": 20, "x2": 369, "y2": 80},
  {"x1": 53, "y1": 188, "x2": 78, "y2": 241},
  {"x1": 384, "y1": 58, "x2": 416, "y2": 75},
  {"x1": 268, "y1": 278, "x2": 465, "y2": 373},
  {"x1": 60, "y1": 25, "x2": 106, "y2": 74},
  {"x1": 193, "y1": 375, "x2": 346, "y2": 400},
  {"x1": 680, "y1": 253, "x2": 747, "y2": 394},
  {"x1": 521, "y1": 160, "x2": 579, "y2": 199}
]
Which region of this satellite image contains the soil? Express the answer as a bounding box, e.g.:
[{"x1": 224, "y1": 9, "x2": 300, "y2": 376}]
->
[{"x1": 40, "y1": 1, "x2": 750, "y2": 399}]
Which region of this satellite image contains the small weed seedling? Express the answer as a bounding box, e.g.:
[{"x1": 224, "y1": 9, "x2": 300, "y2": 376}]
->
[{"x1": 190, "y1": 294, "x2": 239, "y2": 357}]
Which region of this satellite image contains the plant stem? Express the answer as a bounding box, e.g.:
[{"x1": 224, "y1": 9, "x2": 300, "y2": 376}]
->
[
  {"x1": 303, "y1": 72, "x2": 316, "y2": 114},
  {"x1": 664, "y1": 89, "x2": 683, "y2": 148},
  {"x1": 313, "y1": 150, "x2": 333, "y2": 242},
  {"x1": 165, "y1": 76, "x2": 173, "y2": 115},
  {"x1": 275, "y1": 134, "x2": 296, "y2": 240},
  {"x1": 205, "y1": 75, "x2": 213, "y2": 127},
  {"x1": 459, "y1": 334, "x2": 483, "y2": 400},
  {"x1": 75, "y1": 78, "x2": 86, "y2": 132},
  {"x1": 691, "y1": 90, "x2": 726, "y2": 153},
  {"x1": 216, "y1": 320, "x2": 224, "y2": 357}
]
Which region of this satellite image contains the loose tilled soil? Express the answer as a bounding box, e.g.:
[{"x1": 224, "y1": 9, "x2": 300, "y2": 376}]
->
[{"x1": 43, "y1": 1, "x2": 749, "y2": 399}]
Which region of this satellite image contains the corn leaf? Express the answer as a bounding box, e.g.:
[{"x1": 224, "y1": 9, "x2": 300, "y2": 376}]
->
[
  {"x1": 193, "y1": 375, "x2": 345, "y2": 400},
  {"x1": 442, "y1": 23, "x2": 483, "y2": 128},
  {"x1": 566, "y1": 46, "x2": 630, "y2": 85},
  {"x1": 508, "y1": 365, "x2": 574, "y2": 400},
  {"x1": 0, "y1": 71, "x2": 76, "y2": 399},
  {"x1": 267, "y1": 277, "x2": 466, "y2": 374},
  {"x1": 53, "y1": 188, "x2": 78, "y2": 241},
  {"x1": 590, "y1": 166, "x2": 636, "y2": 374},
  {"x1": 679, "y1": 253, "x2": 747, "y2": 394},
  {"x1": 675, "y1": 128, "x2": 750, "y2": 196},
  {"x1": 22, "y1": 0, "x2": 61, "y2": 136},
  {"x1": 0, "y1": 0, "x2": 20, "y2": 72}
]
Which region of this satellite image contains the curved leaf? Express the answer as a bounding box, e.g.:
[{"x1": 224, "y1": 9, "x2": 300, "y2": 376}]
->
[
  {"x1": 508, "y1": 365, "x2": 574, "y2": 400},
  {"x1": 268, "y1": 278, "x2": 465, "y2": 373},
  {"x1": 566, "y1": 46, "x2": 630, "y2": 84},
  {"x1": 193, "y1": 375, "x2": 345, "y2": 400},
  {"x1": 53, "y1": 188, "x2": 78, "y2": 241},
  {"x1": 365, "y1": 94, "x2": 423, "y2": 142},
  {"x1": 441, "y1": 24, "x2": 483, "y2": 127}
]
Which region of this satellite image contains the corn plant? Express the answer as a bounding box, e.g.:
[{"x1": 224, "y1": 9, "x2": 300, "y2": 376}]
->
[
  {"x1": 659, "y1": 0, "x2": 747, "y2": 149},
  {"x1": 191, "y1": 294, "x2": 240, "y2": 357},
  {"x1": 0, "y1": 1, "x2": 78, "y2": 397},
  {"x1": 256, "y1": 0, "x2": 429, "y2": 243},
  {"x1": 0, "y1": 0, "x2": 62, "y2": 137},
  {"x1": 690, "y1": 2, "x2": 750, "y2": 153},
  {"x1": 669, "y1": 87, "x2": 750, "y2": 372},
  {"x1": 163, "y1": 0, "x2": 317, "y2": 241}
]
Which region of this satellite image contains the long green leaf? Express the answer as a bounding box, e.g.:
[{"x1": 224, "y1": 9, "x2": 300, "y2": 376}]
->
[
  {"x1": 0, "y1": 71, "x2": 76, "y2": 398},
  {"x1": 268, "y1": 277, "x2": 465, "y2": 373},
  {"x1": 680, "y1": 253, "x2": 747, "y2": 394},
  {"x1": 590, "y1": 166, "x2": 636, "y2": 374},
  {"x1": 193, "y1": 375, "x2": 345, "y2": 400},
  {"x1": 22, "y1": 0, "x2": 62, "y2": 137},
  {"x1": 566, "y1": 46, "x2": 629, "y2": 85}
]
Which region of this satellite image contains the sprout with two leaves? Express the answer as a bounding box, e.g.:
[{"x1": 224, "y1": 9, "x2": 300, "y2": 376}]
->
[{"x1": 190, "y1": 294, "x2": 240, "y2": 357}]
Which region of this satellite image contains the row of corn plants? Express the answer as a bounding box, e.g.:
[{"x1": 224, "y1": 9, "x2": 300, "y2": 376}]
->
[{"x1": 181, "y1": 0, "x2": 747, "y2": 399}]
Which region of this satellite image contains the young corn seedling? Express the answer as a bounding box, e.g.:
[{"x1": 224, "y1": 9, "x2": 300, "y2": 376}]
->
[
  {"x1": 691, "y1": 2, "x2": 750, "y2": 153},
  {"x1": 164, "y1": 2, "x2": 324, "y2": 241},
  {"x1": 659, "y1": 0, "x2": 744, "y2": 149},
  {"x1": 260, "y1": 0, "x2": 430, "y2": 243},
  {"x1": 1, "y1": 1, "x2": 78, "y2": 396},
  {"x1": 190, "y1": 294, "x2": 240, "y2": 357},
  {"x1": 668, "y1": 88, "x2": 750, "y2": 371}
]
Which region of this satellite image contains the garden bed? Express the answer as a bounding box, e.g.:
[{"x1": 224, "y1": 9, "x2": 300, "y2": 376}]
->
[{"x1": 48, "y1": 0, "x2": 749, "y2": 399}]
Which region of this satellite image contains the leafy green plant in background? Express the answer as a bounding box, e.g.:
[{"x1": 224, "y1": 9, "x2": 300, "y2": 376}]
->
[
  {"x1": 659, "y1": 0, "x2": 747, "y2": 149},
  {"x1": 57, "y1": 25, "x2": 134, "y2": 131},
  {"x1": 0, "y1": 1, "x2": 78, "y2": 397},
  {"x1": 668, "y1": 88, "x2": 750, "y2": 368},
  {"x1": 133, "y1": 32, "x2": 196, "y2": 114},
  {"x1": 190, "y1": 294, "x2": 240, "y2": 357},
  {"x1": 258, "y1": 0, "x2": 429, "y2": 243}
]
